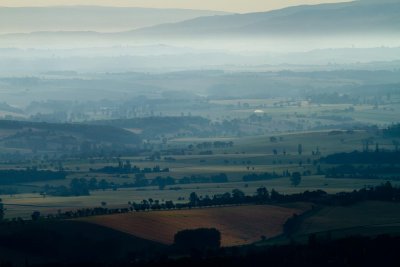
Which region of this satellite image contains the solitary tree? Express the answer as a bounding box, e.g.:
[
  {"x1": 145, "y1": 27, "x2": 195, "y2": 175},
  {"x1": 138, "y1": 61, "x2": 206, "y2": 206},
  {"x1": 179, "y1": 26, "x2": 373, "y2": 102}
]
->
[
  {"x1": 232, "y1": 189, "x2": 245, "y2": 200},
  {"x1": 189, "y1": 192, "x2": 199, "y2": 206},
  {"x1": 375, "y1": 142, "x2": 380, "y2": 152},
  {"x1": 362, "y1": 139, "x2": 370, "y2": 152},
  {"x1": 290, "y1": 172, "x2": 302, "y2": 187},
  {"x1": 31, "y1": 211, "x2": 41, "y2": 221},
  {"x1": 256, "y1": 187, "x2": 269, "y2": 201},
  {"x1": 298, "y1": 144, "x2": 303, "y2": 155}
]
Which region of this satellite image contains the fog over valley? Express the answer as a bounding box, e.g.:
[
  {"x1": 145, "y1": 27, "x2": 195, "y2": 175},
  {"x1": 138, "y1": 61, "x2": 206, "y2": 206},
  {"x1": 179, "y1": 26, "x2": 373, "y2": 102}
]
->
[{"x1": 0, "y1": 1, "x2": 400, "y2": 266}]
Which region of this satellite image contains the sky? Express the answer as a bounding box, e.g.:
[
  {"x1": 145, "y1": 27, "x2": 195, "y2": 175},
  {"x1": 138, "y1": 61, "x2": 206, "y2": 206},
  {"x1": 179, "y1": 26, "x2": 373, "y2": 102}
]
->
[{"x1": 0, "y1": 0, "x2": 351, "y2": 13}]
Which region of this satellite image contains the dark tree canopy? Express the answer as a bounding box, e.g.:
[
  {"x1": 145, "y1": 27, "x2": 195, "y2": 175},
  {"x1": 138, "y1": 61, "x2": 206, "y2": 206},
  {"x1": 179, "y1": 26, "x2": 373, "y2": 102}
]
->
[
  {"x1": 174, "y1": 228, "x2": 221, "y2": 251},
  {"x1": 320, "y1": 151, "x2": 400, "y2": 165}
]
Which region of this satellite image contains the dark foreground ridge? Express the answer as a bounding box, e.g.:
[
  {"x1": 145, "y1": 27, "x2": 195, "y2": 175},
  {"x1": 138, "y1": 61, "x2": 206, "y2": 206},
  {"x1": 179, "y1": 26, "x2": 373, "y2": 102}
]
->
[
  {"x1": 2, "y1": 234, "x2": 399, "y2": 267},
  {"x1": 1, "y1": 183, "x2": 400, "y2": 266}
]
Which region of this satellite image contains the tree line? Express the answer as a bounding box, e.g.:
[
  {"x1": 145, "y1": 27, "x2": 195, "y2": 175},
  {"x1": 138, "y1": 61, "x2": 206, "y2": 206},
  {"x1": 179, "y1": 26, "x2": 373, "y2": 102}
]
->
[
  {"x1": 43, "y1": 173, "x2": 230, "y2": 196},
  {"x1": 91, "y1": 161, "x2": 169, "y2": 174},
  {"x1": 3, "y1": 182, "x2": 398, "y2": 223},
  {"x1": 129, "y1": 182, "x2": 399, "y2": 212},
  {"x1": 0, "y1": 168, "x2": 66, "y2": 185},
  {"x1": 324, "y1": 164, "x2": 400, "y2": 180},
  {"x1": 188, "y1": 141, "x2": 234, "y2": 150}
]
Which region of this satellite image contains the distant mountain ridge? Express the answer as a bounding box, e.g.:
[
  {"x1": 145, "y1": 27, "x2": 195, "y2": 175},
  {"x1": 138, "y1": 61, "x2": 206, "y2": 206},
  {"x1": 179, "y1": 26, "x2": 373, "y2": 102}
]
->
[
  {"x1": 0, "y1": 6, "x2": 229, "y2": 34},
  {"x1": 0, "y1": 1, "x2": 398, "y2": 48},
  {"x1": 123, "y1": 0, "x2": 400, "y2": 38}
]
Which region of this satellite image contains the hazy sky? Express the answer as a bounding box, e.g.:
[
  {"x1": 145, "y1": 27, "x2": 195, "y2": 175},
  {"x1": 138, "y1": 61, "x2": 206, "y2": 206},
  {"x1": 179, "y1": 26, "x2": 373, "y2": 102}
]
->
[{"x1": 1, "y1": 0, "x2": 351, "y2": 13}]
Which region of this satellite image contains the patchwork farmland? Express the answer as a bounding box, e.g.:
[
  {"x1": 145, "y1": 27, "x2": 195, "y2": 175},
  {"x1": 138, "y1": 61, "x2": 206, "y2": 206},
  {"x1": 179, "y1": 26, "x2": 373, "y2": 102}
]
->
[{"x1": 81, "y1": 203, "x2": 311, "y2": 246}]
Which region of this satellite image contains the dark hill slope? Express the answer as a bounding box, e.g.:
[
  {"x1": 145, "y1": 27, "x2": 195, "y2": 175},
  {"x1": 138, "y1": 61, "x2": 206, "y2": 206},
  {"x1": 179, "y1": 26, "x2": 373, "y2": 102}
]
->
[{"x1": 0, "y1": 220, "x2": 165, "y2": 264}]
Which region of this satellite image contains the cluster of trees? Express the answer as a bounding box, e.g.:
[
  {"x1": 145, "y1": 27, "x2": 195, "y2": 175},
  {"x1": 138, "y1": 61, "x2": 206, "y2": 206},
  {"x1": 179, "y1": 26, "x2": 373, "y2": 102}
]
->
[
  {"x1": 122, "y1": 173, "x2": 229, "y2": 190},
  {"x1": 242, "y1": 172, "x2": 281, "y2": 182},
  {"x1": 43, "y1": 176, "x2": 162, "y2": 196},
  {"x1": 189, "y1": 141, "x2": 234, "y2": 150},
  {"x1": 308, "y1": 92, "x2": 355, "y2": 104},
  {"x1": 275, "y1": 181, "x2": 400, "y2": 206},
  {"x1": 150, "y1": 176, "x2": 176, "y2": 189},
  {"x1": 320, "y1": 151, "x2": 400, "y2": 165},
  {"x1": 319, "y1": 150, "x2": 400, "y2": 180},
  {"x1": 186, "y1": 182, "x2": 400, "y2": 209},
  {"x1": 43, "y1": 178, "x2": 93, "y2": 196},
  {"x1": 383, "y1": 123, "x2": 400, "y2": 137},
  {"x1": 28, "y1": 207, "x2": 131, "y2": 221},
  {"x1": 130, "y1": 188, "x2": 270, "y2": 211},
  {"x1": 40, "y1": 171, "x2": 305, "y2": 195},
  {"x1": 179, "y1": 174, "x2": 228, "y2": 184},
  {"x1": 327, "y1": 181, "x2": 400, "y2": 204},
  {"x1": 0, "y1": 168, "x2": 66, "y2": 185},
  {"x1": 122, "y1": 173, "x2": 228, "y2": 190},
  {"x1": 324, "y1": 164, "x2": 400, "y2": 179},
  {"x1": 130, "y1": 199, "x2": 176, "y2": 211},
  {"x1": 242, "y1": 171, "x2": 302, "y2": 187},
  {"x1": 44, "y1": 177, "x2": 128, "y2": 196},
  {"x1": 2, "y1": 206, "x2": 134, "y2": 223},
  {"x1": 92, "y1": 161, "x2": 169, "y2": 174},
  {"x1": 42, "y1": 173, "x2": 230, "y2": 196}
]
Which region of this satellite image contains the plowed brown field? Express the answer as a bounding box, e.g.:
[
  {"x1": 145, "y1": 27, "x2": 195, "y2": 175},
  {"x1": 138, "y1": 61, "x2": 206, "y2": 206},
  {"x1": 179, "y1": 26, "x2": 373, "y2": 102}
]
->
[{"x1": 81, "y1": 203, "x2": 310, "y2": 246}]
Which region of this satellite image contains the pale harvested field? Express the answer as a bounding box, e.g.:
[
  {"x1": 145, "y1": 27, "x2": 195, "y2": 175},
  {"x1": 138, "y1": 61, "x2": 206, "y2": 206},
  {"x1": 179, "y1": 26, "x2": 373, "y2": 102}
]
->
[{"x1": 81, "y1": 203, "x2": 310, "y2": 246}]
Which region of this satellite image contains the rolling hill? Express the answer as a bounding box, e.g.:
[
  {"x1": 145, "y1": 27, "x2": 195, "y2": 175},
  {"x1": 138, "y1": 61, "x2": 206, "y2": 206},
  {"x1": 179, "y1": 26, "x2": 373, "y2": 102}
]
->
[{"x1": 0, "y1": 120, "x2": 141, "y2": 156}]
